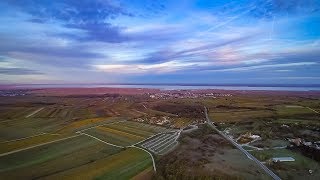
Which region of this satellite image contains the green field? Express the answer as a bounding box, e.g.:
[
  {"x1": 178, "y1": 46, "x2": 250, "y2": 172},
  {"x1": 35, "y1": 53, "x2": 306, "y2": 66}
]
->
[
  {"x1": 38, "y1": 147, "x2": 152, "y2": 180},
  {"x1": 251, "y1": 149, "x2": 320, "y2": 179},
  {"x1": 84, "y1": 121, "x2": 169, "y2": 146},
  {"x1": 0, "y1": 135, "x2": 123, "y2": 179},
  {"x1": 0, "y1": 136, "x2": 153, "y2": 179},
  {"x1": 276, "y1": 105, "x2": 318, "y2": 118},
  {"x1": 209, "y1": 110, "x2": 274, "y2": 122},
  {"x1": 0, "y1": 133, "x2": 65, "y2": 154},
  {"x1": 94, "y1": 148, "x2": 152, "y2": 180},
  {"x1": 56, "y1": 117, "x2": 121, "y2": 133},
  {"x1": 273, "y1": 118, "x2": 320, "y2": 126}
]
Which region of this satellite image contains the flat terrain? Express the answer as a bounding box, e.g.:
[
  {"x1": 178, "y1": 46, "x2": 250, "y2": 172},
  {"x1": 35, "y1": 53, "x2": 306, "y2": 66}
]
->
[
  {"x1": 83, "y1": 121, "x2": 171, "y2": 146},
  {"x1": 251, "y1": 149, "x2": 320, "y2": 180},
  {"x1": 155, "y1": 124, "x2": 270, "y2": 179},
  {"x1": 0, "y1": 88, "x2": 319, "y2": 179},
  {"x1": 0, "y1": 135, "x2": 121, "y2": 179}
]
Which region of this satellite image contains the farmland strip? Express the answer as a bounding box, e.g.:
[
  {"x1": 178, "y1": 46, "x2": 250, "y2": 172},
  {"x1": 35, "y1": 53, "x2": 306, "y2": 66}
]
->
[
  {"x1": 25, "y1": 107, "x2": 44, "y2": 118},
  {"x1": 79, "y1": 132, "x2": 124, "y2": 148},
  {"x1": 0, "y1": 134, "x2": 81, "y2": 157},
  {"x1": 96, "y1": 126, "x2": 144, "y2": 140}
]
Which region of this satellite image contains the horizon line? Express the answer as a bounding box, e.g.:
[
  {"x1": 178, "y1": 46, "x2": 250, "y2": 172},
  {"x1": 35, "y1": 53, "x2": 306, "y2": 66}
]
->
[{"x1": 1, "y1": 83, "x2": 320, "y2": 88}]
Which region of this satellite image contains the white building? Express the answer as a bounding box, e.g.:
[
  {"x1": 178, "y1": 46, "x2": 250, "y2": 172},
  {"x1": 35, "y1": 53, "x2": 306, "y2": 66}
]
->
[{"x1": 272, "y1": 157, "x2": 295, "y2": 163}]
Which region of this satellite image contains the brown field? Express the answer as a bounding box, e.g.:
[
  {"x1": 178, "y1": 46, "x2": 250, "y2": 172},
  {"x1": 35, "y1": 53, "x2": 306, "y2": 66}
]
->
[{"x1": 155, "y1": 124, "x2": 270, "y2": 179}]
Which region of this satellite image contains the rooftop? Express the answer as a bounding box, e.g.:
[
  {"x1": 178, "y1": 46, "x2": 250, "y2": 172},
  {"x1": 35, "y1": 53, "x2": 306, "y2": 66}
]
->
[{"x1": 272, "y1": 157, "x2": 295, "y2": 162}]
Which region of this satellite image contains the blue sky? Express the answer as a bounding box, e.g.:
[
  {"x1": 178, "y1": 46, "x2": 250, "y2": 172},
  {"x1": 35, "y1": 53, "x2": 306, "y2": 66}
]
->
[{"x1": 0, "y1": 0, "x2": 319, "y2": 84}]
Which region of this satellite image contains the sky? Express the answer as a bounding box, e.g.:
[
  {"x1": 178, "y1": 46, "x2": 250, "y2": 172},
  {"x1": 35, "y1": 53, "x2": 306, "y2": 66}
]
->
[{"x1": 0, "y1": 0, "x2": 319, "y2": 85}]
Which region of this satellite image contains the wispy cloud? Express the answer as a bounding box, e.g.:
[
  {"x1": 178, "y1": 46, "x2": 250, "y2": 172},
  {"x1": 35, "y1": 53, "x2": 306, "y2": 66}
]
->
[
  {"x1": 93, "y1": 60, "x2": 198, "y2": 74},
  {"x1": 0, "y1": 67, "x2": 44, "y2": 75},
  {"x1": 0, "y1": 0, "x2": 319, "y2": 84},
  {"x1": 205, "y1": 62, "x2": 317, "y2": 72}
]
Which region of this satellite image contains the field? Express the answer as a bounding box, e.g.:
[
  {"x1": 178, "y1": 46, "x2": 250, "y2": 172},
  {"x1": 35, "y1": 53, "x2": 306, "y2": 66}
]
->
[
  {"x1": 209, "y1": 109, "x2": 274, "y2": 122},
  {"x1": 1, "y1": 88, "x2": 319, "y2": 179},
  {"x1": 139, "y1": 131, "x2": 180, "y2": 155},
  {"x1": 0, "y1": 135, "x2": 120, "y2": 179},
  {"x1": 251, "y1": 149, "x2": 320, "y2": 179},
  {"x1": 83, "y1": 121, "x2": 170, "y2": 146},
  {"x1": 0, "y1": 94, "x2": 162, "y2": 179},
  {"x1": 154, "y1": 124, "x2": 270, "y2": 179},
  {"x1": 0, "y1": 133, "x2": 65, "y2": 154},
  {"x1": 0, "y1": 134, "x2": 153, "y2": 179}
]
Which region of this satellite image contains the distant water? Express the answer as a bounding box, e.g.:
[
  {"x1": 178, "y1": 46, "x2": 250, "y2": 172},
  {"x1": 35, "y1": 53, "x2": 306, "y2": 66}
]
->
[{"x1": 11, "y1": 84, "x2": 320, "y2": 91}]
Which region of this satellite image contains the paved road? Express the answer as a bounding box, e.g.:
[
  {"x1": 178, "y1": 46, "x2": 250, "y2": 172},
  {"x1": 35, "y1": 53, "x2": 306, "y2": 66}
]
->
[{"x1": 204, "y1": 107, "x2": 281, "y2": 180}]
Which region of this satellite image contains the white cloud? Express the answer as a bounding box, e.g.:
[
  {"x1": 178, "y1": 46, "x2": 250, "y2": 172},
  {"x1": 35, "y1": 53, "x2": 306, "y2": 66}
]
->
[{"x1": 93, "y1": 60, "x2": 197, "y2": 74}]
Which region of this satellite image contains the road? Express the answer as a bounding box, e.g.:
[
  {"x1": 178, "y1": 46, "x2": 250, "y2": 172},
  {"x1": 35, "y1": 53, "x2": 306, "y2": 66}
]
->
[
  {"x1": 129, "y1": 145, "x2": 157, "y2": 172},
  {"x1": 79, "y1": 132, "x2": 157, "y2": 172},
  {"x1": 25, "y1": 107, "x2": 44, "y2": 118},
  {"x1": 204, "y1": 107, "x2": 281, "y2": 180},
  {"x1": 306, "y1": 107, "x2": 320, "y2": 114},
  {"x1": 79, "y1": 132, "x2": 124, "y2": 148},
  {"x1": 1, "y1": 132, "x2": 47, "y2": 143}
]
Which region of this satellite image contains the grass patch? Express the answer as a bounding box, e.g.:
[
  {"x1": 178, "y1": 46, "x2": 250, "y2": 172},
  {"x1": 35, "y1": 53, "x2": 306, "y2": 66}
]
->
[
  {"x1": 42, "y1": 147, "x2": 152, "y2": 180},
  {"x1": 251, "y1": 149, "x2": 320, "y2": 179},
  {"x1": 0, "y1": 135, "x2": 122, "y2": 179},
  {"x1": 209, "y1": 110, "x2": 274, "y2": 122},
  {"x1": 173, "y1": 118, "x2": 193, "y2": 128},
  {"x1": 97, "y1": 126, "x2": 144, "y2": 141},
  {"x1": 106, "y1": 123, "x2": 154, "y2": 137},
  {"x1": 0, "y1": 133, "x2": 64, "y2": 154},
  {"x1": 56, "y1": 117, "x2": 118, "y2": 133}
]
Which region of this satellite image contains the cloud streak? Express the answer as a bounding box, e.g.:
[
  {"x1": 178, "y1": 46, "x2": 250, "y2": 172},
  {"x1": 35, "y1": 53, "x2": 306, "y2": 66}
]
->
[
  {"x1": 205, "y1": 62, "x2": 317, "y2": 72},
  {"x1": 0, "y1": 67, "x2": 44, "y2": 75},
  {"x1": 0, "y1": 0, "x2": 319, "y2": 84}
]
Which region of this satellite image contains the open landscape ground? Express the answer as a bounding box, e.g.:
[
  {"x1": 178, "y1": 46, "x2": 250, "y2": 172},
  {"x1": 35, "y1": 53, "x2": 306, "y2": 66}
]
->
[
  {"x1": 0, "y1": 88, "x2": 319, "y2": 179},
  {"x1": 154, "y1": 124, "x2": 270, "y2": 179},
  {"x1": 251, "y1": 149, "x2": 320, "y2": 180}
]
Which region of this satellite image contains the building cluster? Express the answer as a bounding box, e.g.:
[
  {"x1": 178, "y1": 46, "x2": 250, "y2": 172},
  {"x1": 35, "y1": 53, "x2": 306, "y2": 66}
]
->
[
  {"x1": 236, "y1": 132, "x2": 261, "y2": 144},
  {"x1": 149, "y1": 91, "x2": 232, "y2": 99},
  {"x1": 287, "y1": 138, "x2": 320, "y2": 162},
  {"x1": 134, "y1": 116, "x2": 172, "y2": 126},
  {"x1": 0, "y1": 90, "x2": 27, "y2": 97},
  {"x1": 288, "y1": 138, "x2": 320, "y2": 150}
]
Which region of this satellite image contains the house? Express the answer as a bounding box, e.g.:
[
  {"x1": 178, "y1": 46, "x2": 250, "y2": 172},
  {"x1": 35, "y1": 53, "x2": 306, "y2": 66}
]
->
[
  {"x1": 272, "y1": 157, "x2": 295, "y2": 163},
  {"x1": 289, "y1": 138, "x2": 302, "y2": 146}
]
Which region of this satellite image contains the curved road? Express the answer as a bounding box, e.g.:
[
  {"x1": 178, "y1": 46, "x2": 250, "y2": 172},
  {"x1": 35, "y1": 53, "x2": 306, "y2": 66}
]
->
[{"x1": 204, "y1": 107, "x2": 281, "y2": 180}]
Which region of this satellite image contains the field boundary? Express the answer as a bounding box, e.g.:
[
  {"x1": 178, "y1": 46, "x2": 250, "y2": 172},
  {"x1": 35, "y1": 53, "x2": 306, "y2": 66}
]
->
[
  {"x1": 306, "y1": 106, "x2": 320, "y2": 114},
  {"x1": 76, "y1": 120, "x2": 127, "y2": 133},
  {"x1": 78, "y1": 132, "x2": 124, "y2": 148},
  {"x1": 25, "y1": 107, "x2": 44, "y2": 118},
  {"x1": 0, "y1": 132, "x2": 47, "y2": 143},
  {"x1": 129, "y1": 145, "x2": 157, "y2": 172},
  {"x1": 78, "y1": 131, "x2": 157, "y2": 172}
]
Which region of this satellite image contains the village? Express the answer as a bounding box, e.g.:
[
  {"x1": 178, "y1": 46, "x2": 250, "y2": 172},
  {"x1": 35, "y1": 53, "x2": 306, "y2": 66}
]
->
[{"x1": 149, "y1": 91, "x2": 232, "y2": 99}]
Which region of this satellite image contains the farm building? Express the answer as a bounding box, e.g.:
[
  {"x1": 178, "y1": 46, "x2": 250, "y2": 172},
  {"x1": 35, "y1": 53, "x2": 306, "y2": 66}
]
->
[{"x1": 272, "y1": 157, "x2": 295, "y2": 163}]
